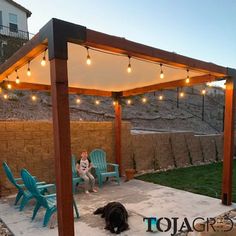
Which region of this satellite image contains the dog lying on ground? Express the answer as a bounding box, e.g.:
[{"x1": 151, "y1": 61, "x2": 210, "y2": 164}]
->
[{"x1": 94, "y1": 202, "x2": 129, "y2": 234}]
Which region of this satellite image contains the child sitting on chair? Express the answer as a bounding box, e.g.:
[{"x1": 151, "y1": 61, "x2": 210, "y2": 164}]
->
[{"x1": 76, "y1": 150, "x2": 97, "y2": 194}]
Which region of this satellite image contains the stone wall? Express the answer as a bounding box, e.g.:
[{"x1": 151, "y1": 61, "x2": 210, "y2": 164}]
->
[
  {"x1": 0, "y1": 121, "x2": 131, "y2": 196},
  {"x1": 0, "y1": 121, "x2": 224, "y2": 197},
  {"x1": 125, "y1": 132, "x2": 223, "y2": 172}
]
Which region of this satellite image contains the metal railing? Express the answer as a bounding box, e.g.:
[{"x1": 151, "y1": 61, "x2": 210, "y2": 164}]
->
[{"x1": 0, "y1": 25, "x2": 34, "y2": 40}]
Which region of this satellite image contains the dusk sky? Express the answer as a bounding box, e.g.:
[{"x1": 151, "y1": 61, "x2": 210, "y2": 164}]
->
[{"x1": 17, "y1": 0, "x2": 236, "y2": 69}]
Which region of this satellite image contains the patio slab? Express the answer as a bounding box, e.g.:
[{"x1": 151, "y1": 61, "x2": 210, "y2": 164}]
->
[{"x1": 0, "y1": 179, "x2": 235, "y2": 235}]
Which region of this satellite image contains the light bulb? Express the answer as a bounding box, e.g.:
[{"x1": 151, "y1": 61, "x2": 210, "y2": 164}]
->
[
  {"x1": 86, "y1": 47, "x2": 91, "y2": 65},
  {"x1": 27, "y1": 68, "x2": 31, "y2": 77},
  {"x1": 160, "y1": 71, "x2": 164, "y2": 79},
  {"x1": 142, "y1": 97, "x2": 147, "y2": 103},
  {"x1": 207, "y1": 82, "x2": 213, "y2": 87},
  {"x1": 159, "y1": 95, "x2": 163, "y2": 100},
  {"x1": 16, "y1": 76, "x2": 20, "y2": 84},
  {"x1": 31, "y1": 95, "x2": 37, "y2": 101},
  {"x1": 160, "y1": 64, "x2": 164, "y2": 79},
  {"x1": 127, "y1": 63, "x2": 132, "y2": 73},
  {"x1": 3, "y1": 94, "x2": 8, "y2": 100},
  {"x1": 113, "y1": 101, "x2": 117, "y2": 106},
  {"x1": 127, "y1": 99, "x2": 132, "y2": 105},
  {"x1": 201, "y1": 89, "x2": 206, "y2": 95},
  {"x1": 127, "y1": 56, "x2": 132, "y2": 73},
  {"x1": 7, "y1": 83, "x2": 12, "y2": 90},
  {"x1": 76, "y1": 98, "x2": 81, "y2": 104},
  {"x1": 95, "y1": 100, "x2": 100, "y2": 105},
  {"x1": 186, "y1": 69, "x2": 190, "y2": 83},
  {"x1": 86, "y1": 55, "x2": 91, "y2": 65},
  {"x1": 41, "y1": 56, "x2": 46, "y2": 66},
  {"x1": 180, "y1": 92, "x2": 184, "y2": 97}
]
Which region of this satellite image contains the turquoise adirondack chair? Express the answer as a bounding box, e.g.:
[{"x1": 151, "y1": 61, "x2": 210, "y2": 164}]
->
[
  {"x1": 21, "y1": 169, "x2": 79, "y2": 227},
  {"x1": 2, "y1": 162, "x2": 46, "y2": 211},
  {"x1": 89, "y1": 149, "x2": 120, "y2": 188},
  {"x1": 71, "y1": 155, "x2": 84, "y2": 193}
]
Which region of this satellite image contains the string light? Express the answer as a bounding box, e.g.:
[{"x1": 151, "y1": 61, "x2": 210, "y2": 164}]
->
[
  {"x1": 27, "y1": 61, "x2": 31, "y2": 76},
  {"x1": 185, "y1": 69, "x2": 190, "y2": 84},
  {"x1": 142, "y1": 97, "x2": 147, "y2": 103},
  {"x1": 127, "y1": 56, "x2": 132, "y2": 73},
  {"x1": 41, "y1": 49, "x2": 47, "y2": 66},
  {"x1": 5, "y1": 76, "x2": 12, "y2": 90},
  {"x1": 207, "y1": 82, "x2": 213, "y2": 87},
  {"x1": 7, "y1": 83, "x2": 12, "y2": 90},
  {"x1": 3, "y1": 94, "x2": 8, "y2": 100},
  {"x1": 160, "y1": 64, "x2": 164, "y2": 79},
  {"x1": 201, "y1": 89, "x2": 206, "y2": 95},
  {"x1": 86, "y1": 47, "x2": 91, "y2": 65},
  {"x1": 31, "y1": 95, "x2": 37, "y2": 101},
  {"x1": 15, "y1": 70, "x2": 20, "y2": 84},
  {"x1": 76, "y1": 98, "x2": 81, "y2": 104},
  {"x1": 180, "y1": 89, "x2": 185, "y2": 98},
  {"x1": 159, "y1": 95, "x2": 163, "y2": 100},
  {"x1": 113, "y1": 101, "x2": 117, "y2": 106},
  {"x1": 127, "y1": 99, "x2": 132, "y2": 105},
  {"x1": 95, "y1": 100, "x2": 100, "y2": 105}
]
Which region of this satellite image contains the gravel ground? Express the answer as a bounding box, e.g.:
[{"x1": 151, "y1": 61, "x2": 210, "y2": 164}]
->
[{"x1": 0, "y1": 87, "x2": 225, "y2": 134}]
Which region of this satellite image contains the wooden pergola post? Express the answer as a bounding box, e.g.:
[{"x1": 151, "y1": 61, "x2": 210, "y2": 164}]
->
[
  {"x1": 50, "y1": 58, "x2": 74, "y2": 235},
  {"x1": 222, "y1": 75, "x2": 236, "y2": 205},
  {"x1": 114, "y1": 95, "x2": 122, "y2": 175}
]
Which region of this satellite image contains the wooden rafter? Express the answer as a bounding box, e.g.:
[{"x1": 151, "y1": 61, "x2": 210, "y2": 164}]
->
[{"x1": 123, "y1": 74, "x2": 217, "y2": 97}]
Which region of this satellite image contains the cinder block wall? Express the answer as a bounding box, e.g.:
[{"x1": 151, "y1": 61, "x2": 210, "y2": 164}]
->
[
  {"x1": 0, "y1": 121, "x2": 131, "y2": 196},
  {"x1": 0, "y1": 121, "x2": 224, "y2": 197},
  {"x1": 127, "y1": 132, "x2": 223, "y2": 172}
]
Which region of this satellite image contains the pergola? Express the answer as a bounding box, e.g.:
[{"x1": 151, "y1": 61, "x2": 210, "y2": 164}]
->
[{"x1": 0, "y1": 18, "x2": 235, "y2": 236}]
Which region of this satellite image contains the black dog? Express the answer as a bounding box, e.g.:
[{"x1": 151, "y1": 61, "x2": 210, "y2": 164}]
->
[{"x1": 94, "y1": 202, "x2": 129, "y2": 234}]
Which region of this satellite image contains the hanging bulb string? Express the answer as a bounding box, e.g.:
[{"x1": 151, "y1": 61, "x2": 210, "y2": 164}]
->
[
  {"x1": 185, "y1": 69, "x2": 190, "y2": 84},
  {"x1": 127, "y1": 56, "x2": 132, "y2": 73},
  {"x1": 86, "y1": 46, "x2": 91, "y2": 65},
  {"x1": 85, "y1": 45, "x2": 201, "y2": 74},
  {"x1": 160, "y1": 63, "x2": 164, "y2": 79},
  {"x1": 41, "y1": 49, "x2": 47, "y2": 66},
  {"x1": 27, "y1": 61, "x2": 31, "y2": 76}
]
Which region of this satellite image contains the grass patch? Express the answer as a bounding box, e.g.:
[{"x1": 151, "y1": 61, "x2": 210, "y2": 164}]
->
[{"x1": 136, "y1": 160, "x2": 236, "y2": 202}]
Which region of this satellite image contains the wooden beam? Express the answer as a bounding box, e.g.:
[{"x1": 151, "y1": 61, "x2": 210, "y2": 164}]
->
[
  {"x1": 222, "y1": 77, "x2": 235, "y2": 205},
  {"x1": 0, "y1": 33, "x2": 47, "y2": 81},
  {"x1": 86, "y1": 29, "x2": 228, "y2": 77},
  {"x1": 123, "y1": 74, "x2": 217, "y2": 97},
  {"x1": 50, "y1": 58, "x2": 74, "y2": 235},
  {"x1": 114, "y1": 99, "x2": 122, "y2": 175},
  {"x1": 1, "y1": 81, "x2": 112, "y2": 97}
]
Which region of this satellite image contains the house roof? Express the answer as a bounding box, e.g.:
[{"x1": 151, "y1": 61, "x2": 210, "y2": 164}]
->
[{"x1": 5, "y1": 0, "x2": 32, "y2": 18}]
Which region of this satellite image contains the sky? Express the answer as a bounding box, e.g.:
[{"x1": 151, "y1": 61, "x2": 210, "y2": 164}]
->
[{"x1": 17, "y1": 0, "x2": 236, "y2": 69}]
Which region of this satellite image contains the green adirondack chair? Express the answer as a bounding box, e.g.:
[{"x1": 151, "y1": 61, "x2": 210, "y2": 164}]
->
[
  {"x1": 21, "y1": 169, "x2": 79, "y2": 227},
  {"x1": 71, "y1": 155, "x2": 84, "y2": 193},
  {"x1": 2, "y1": 162, "x2": 46, "y2": 211},
  {"x1": 89, "y1": 149, "x2": 120, "y2": 188}
]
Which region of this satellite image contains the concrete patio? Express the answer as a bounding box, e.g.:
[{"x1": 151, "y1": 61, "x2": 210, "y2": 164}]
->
[{"x1": 0, "y1": 179, "x2": 235, "y2": 236}]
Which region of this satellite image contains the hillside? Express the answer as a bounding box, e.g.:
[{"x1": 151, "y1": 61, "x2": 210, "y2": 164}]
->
[{"x1": 0, "y1": 86, "x2": 225, "y2": 134}]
